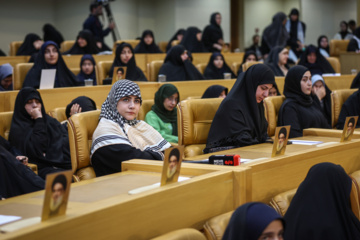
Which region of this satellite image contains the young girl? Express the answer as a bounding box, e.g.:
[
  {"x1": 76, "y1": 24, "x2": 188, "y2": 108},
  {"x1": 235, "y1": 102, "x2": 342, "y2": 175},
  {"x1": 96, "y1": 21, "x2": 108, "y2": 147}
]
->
[{"x1": 77, "y1": 54, "x2": 97, "y2": 86}]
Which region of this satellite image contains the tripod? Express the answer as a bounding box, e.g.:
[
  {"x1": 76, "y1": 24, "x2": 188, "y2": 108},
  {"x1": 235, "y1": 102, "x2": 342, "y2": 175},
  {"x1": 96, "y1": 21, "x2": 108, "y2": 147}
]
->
[{"x1": 102, "y1": 1, "x2": 120, "y2": 41}]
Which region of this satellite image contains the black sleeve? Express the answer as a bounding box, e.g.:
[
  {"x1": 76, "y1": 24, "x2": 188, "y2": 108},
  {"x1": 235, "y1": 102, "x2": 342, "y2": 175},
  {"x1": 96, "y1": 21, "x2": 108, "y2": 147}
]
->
[
  {"x1": 27, "y1": 118, "x2": 48, "y2": 155},
  {"x1": 0, "y1": 136, "x2": 22, "y2": 157},
  {"x1": 347, "y1": 39, "x2": 358, "y2": 52},
  {"x1": 280, "y1": 104, "x2": 303, "y2": 138}
]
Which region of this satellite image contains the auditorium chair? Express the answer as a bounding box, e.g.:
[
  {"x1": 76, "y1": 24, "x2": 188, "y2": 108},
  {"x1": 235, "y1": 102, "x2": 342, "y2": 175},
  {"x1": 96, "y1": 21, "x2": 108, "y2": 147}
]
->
[
  {"x1": 263, "y1": 95, "x2": 286, "y2": 137},
  {"x1": 97, "y1": 61, "x2": 113, "y2": 84},
  {"x1": 195, "y1": 63, "x2": 207, "y2": 74},
  {"x1": 138, "y1": 99, "x2": 154, "y2": 120},
  {"x1": 9, "y1": 41, "x2": 23, "y2": 56},
  {"x1": 351, "y1": 170, "x2": 360, "y2": 206},
  {"x1": 158, "y1": 41, "x2": 168, "y2": 53},
  {"x1": 329, "y1": 39, "x2": 349, "y2": 58},
  {"x1": 67, "y1": 110, "x2": 101, "y2": 181},
  {"x1": 269, "y1": 188, "x2": 297, "y2": 216},
  {"x1": 231, "y1": 62, "x2": 241, "y2": 74},
  {"x1": 151, "y1": 228, "x2": 206, "y2": 240},
  {"x1": 13, "y1": 63, "x2": 33, "y2": 90},
  {"x1": 203, "y1": 211, "x2": 233, "y2": 240},
  {"x1": 171, "y1": 40, "x2": 180, "y2": 47},
  {"x1": 60, "y1": 40, "x2": 75, "y2": 53},
  {"x1": 112, "y1": 40, "x2": 140, "y2": 53},
  {"x1": 331, "y1": 89, "x2": 357, "y2": 128},
  {"x1": 242, "y1": 61, "x2": 261, "y2": 72},
  {"x1": 177, "y1": 98, "x2": 223, "y2": 158},
  {"x1": 147, "y1": 60, "x2": 164, "y2": 82},
  {"x1": 326, "y1": 57, "x2": 341, "y2": 73},
  {"x1": 0, "y1": 111, "x2": 13, "y2": 140},
  {"x1": 48, "y1": 107, "x2": 67, "y2": 123}
]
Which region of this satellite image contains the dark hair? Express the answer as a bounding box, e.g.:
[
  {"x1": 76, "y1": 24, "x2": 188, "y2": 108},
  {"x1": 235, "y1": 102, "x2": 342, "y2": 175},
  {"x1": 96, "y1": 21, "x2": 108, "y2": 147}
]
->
[
  {"x1": 279, "y1": 127, "x2": 287, "y2": 137},
  {"x1": 169, "y1": 148, "x2": 180, "y2": 162},
  {"x1": 348, "y1": 20, "x2": 356, "y2": 26},
  {"x1": 117, "y1": 67, "x2": 124, "y2": 74},
  {"x1": 90, "y1": 1, "x2": 101, "y2": 12},
  {"x1": 52, "y1": 174, "x2": 67, "y2": 191},
  {"x1": 348, "y1": 117, "x2": 355, "y2": 126},
  {"x1": 340, "y1": 21, "x2": 348, "y2": 28}
]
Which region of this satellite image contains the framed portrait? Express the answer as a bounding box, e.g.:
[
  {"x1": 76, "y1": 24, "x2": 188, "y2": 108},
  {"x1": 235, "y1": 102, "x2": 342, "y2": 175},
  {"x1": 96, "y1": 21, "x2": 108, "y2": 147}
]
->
[
  {"x1": 341, "y1": 116, "x2": 358, "y2": 142},
  {"x1": 112, "y1": 66, "x2": 127, "y2": 84},
  {"x1": 41, "y1": 170, "x2": 72, "y2": 221},
  {"x1": 160, "y1": 146, "x2": 184, "y2": 186},
  {"x1": 271, "y1": 125, "x2": 291, "y2": 157}
]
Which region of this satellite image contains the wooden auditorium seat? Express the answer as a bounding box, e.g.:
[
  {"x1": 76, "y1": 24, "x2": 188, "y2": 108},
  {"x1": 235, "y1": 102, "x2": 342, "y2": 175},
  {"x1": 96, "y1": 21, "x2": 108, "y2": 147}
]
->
[
  {"x1": 60, "y1": 40, "x2": 75, "y2": 53},
  {"x1": 329, "y1": 39, "x2": 349, "y2": 58},
  {"x1": 158, "y1": 41, "x2": 168, "y2": 53},
  {"x1": 331, "y1": 89, "x2": 357, "y2": 128},
  {"x1": 0, "y1": 56, "x2": 30, "y2": 68},
  {"x1": 192, "y1": 53, "x2": 211, "y2": 66},
  {"x1": 222, "y1": 52, "x2": 244, "y2": 70},
  {"x1": 9, "y1": 41, "x2": 23, "y2": 56},
  {"x1": 203, "y1": 211, "x2": 233, "y2": 240},
  {"x1": 67, "y1": 110, "x2": 100, "y2": 181},
  {"x1": 138, "y1": 99, "x2": 154, "y2": 120},
  {"x1": 151, "y1": 228, "x2": 206, "y2": 240},
  {"x1": 242, "y1": 61, "x2": 261, "y2": 72},
  {"x1": 263, "y1": 95, "x2": 286, "y2": 137},
  {"x1": 13, "y1": 62, "x2": 33, "y2": 90},
  {"x1": 97, "y1": 61, "x2": 113, "y2": 84},
  {"x1": 326, "y1": 57, "x2": 341, "y2": 73},
  {"x1": 195, "y1": 63, "x2": 207, "y2": 75},
  {"x1": 48, "y1": 107, "x2": 67, "y2": 123},
  {"x1": 147, "y1": 60, "x2": 164, "y2": 82},
  {"x1": 177, "y1": 98, "x2": 223, "y2": 158},
  {"x1": 231, "y1": 62, "x2": 241, "y2": 75},
  {"x1": 269, "y1": 188, "x2": 297, "y2": 216},
  {"x1": 113, "y1": 40, "x2": 140, "y2": 53},
  {"x1": 0, "y1": 111, "x2": 13, "y2": 140}
]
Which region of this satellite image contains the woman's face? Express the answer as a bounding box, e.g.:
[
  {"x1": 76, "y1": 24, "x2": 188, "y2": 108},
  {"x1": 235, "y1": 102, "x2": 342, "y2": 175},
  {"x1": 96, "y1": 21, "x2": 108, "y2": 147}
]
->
[
  {"x1": 215, "y1": 14, "x2": 222, "y2": 25},
  {"x1": 278, "y1": 48, "x2": 289, "y2": 65},
  {"x1": 320, "y1": 37, "x2": 328, "y2": 48},
  {"x1": 81, "y1": 59, "x2": 94, "y2": 75},
  {"x1": 257, "y1": 220, "x2": 284, "y2": 240},
  {"x1": 213, "y1": 56, "x2": 224, "y2": 69},
  {"x1": 219, "y1": 90, "x2": 226, "y2": 98},
  {"x1": 196, "y1": 32, "x2": 202, "y2": 41},
  {"x1": 77, "y1": 37, "x2": 87, "y2": 48},
  {"x1": 255, "y1": 84, "x2": 273, "y2": 103},
  {"x1": 33, "y1": 40, "x2": 44, "y2": 50},
  {"x1": 120, "y1": 46, "x2": 133, "y2": 64},
  {"x1": 144, "y1": 34, "x2": 153, "y2": 45},
  {"x1": 163, "y1": 92, "x2": 179, "y2": 111},
  {"x1": 311, "y1": 80, "x2": 324, "y2": 95},
  {"x1": 25, "y1": 99, "x2": 42, "y2": 116},
  {"x1": 246, "y1": 54, "x2": 257, "y2": 63},
  {"x1": 307, "y1": 52, "x2": 317, "y2": 64},
  {"x1": 177, "y1": 34, "x2": 184, "y2": 42},
  {"x1": 340, "y1": 22, "x2": 347, "y2": 32},
  {"x1": 116, "y1": 95, "x2": 141, "y2": 121},
  {"x1": 44, "y1": 45, "x2": 59, "y2": 65},
  {"x1": 269, "y1": 87, "x2": 278, "y2": 96},
  {"x1": 300, "y1": 71, "x2": 312, "y2": 95},
  {"x1": 181, "y1": 50, "x2": 188, "y2": 62}
]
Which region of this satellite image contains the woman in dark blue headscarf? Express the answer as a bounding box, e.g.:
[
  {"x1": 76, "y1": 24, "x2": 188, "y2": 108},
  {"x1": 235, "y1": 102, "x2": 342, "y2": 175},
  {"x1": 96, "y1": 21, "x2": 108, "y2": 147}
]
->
[{"x1": 77, "y1": 54, "x2": 97, "y2": 86}]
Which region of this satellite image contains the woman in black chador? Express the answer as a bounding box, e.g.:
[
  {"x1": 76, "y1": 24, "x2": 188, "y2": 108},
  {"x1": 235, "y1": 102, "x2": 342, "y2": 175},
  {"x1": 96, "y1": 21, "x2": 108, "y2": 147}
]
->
[
  {"x1": 202, "y1": 12, "x2": 224, "y2": 52},
  {"x1": 134, "y1": 30, "x2": 162, "y2": 54}
]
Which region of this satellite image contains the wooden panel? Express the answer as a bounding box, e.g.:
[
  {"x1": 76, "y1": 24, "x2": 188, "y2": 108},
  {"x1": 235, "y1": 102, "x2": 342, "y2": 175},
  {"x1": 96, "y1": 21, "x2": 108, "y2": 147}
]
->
[
  {"x1": 0, "y1": 56, "x2": 30, "y2": 68},
  {"x1": 340, "y1": 52, "x2": 360, "y2": 75}
]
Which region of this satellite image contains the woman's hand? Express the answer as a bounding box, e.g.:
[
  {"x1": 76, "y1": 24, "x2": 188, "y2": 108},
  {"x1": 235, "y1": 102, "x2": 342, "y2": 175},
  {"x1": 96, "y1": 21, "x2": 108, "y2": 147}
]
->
[
  {"x1": 70, "y1": 104, "x2": 82, "y2": 117},
  {"x1": 16, "y1": 156, "x2": 28, "y2": 166}
]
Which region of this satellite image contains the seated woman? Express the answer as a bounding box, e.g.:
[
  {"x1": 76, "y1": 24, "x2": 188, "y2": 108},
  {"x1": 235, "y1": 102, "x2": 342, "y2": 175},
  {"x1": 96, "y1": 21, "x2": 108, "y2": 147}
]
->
[
  {"x1": 134, "y1": 30, "x2": 162, "y2": 53},
  {"x1": 284, "y1": 162, "x2": 360, "y2": 239},
  {"x1": 204, "y1": 64, "x2": 275, "y2": 153},
  {"x1": 77, "y1": 54, "x2": 97, "y2": 86},
  {"x1": 269, "y1": 82, "x2": 281, "y2": 96},
  {"x1": 351, "y1": 71, "x2": 360, "y2": 88},
  {"x1": 333, "y1": 21, "x2": 353, "y2": 40},
  {"x1": 204, "y1": 52, "x2": 236, "y2": 79},
  {"x1": 201, "y1": 85, "x2": 228, "y2": 98},
  {"x1": 166, "y1": 28, "x2": 185, "y2": 52},
  {"x1": 311, "y1": 74, "x2": 332, "y2": 125},
  {"x1": 336, "y1": 89, "x2": 360, "y2": 129},
  {"x1": 158, "y1": 45, "x2": 204, "y2": 81},
  {"x1": 223, "y1": 202, "x2": 285, "y2": 240},
  {"x1": 63, "y1": 30, "x2": 100, "y2": 55},
  {"x1": 317, "y1": 35, "x2": 330, "y2": 58},
  {"x1": 265, "y1": 46, "x2": 290, "y2": 76},
  {"x1": 65, "y1": 96, "x2": 97, "y2": 119},
  {"x1": 9, "y1": 87, "x2": 72, "y2": 179},
  {"x1": 297, "y1": 45, "x2": 335, "y2": 76},
  {"x1": 16, "y1": 33, "x2": 44, "y2": 61},
  {"x1": 347, "y1": 27, "x2": 360, "y2": 52},
  {"x1": 237, "y1": 50, "x2": 257, "y2": 75},
  {"x1": 23, "y1": 41, "x2": 78, "y2": 89},
  {"x1": 0, "y1": 63, "x2": 13, "y2": 91},
  {"x1": 108, "y1": 42, "x2": 147, "y2": 81},
  {"x1": 180, "y1": 27, "x2": 207, "y2": 53},
  {"x1": 278, "y1": 66, "x2": 330, "y2": 138},
  {"x1": 145, "y1": 84, "x2": 179, "y2": 143},
  {"x1": 91, "y1": 80, "x2": 171, "y2": 177}
]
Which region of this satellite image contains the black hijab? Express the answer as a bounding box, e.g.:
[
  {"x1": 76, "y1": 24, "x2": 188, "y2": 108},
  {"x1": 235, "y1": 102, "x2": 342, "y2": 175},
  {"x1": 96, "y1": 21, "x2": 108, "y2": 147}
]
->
[
  {"x1": 151, "y1": 84, "x2": 179, "y2": 135},
  {"x1": 109, "y1": 42, "x2": 147, "y2": 81},
  {"x1": 23, "y1": 41, "x2": 78, "y2": 89},
  {"x1": 298, "y1": 44, "x2": 335, "y2": 75},
  {"x1": 158, "y1": 45, "x2": 204, "y2": 81},
  {"x1": 77, "y1": 54, "x2": 97, "y2": 85},
  {"x1": 9, "y1": 87, "x2": 71, "y2": 170},
  {"x1": 347, "y1": 27, "x2": 360, "y2": 52},
  {"x1": 201, "y1": 85, "x2": 228, "y2": 98},
  {"x1": 63, "y1": 30, "x2": 100, "y2": 55},
  {"x1": 284, "y1": 162, "x2": 360, "y2": 240},
  {"x1": 350, "y1": 71, "x2": 360, "y2": 88},
  {"x1": 336, "y1": 90, "x2": 360, "y2": 129},
  {"x1": 237, "y1": 51, "x2": 258, "y2": 74},
  {"x1": 223, "y1": 202, "x2": 284, "y2": 240},
  {"x1": 202, "y1": 12, "x2": 223, "y2": 52},
  {"x1": 317, "y1": 35, "x2": 329, "y2": 54},
  {"x1": 180, "y1": 27, "x2": 207, "y2": 53},
  {"x1": 265, "y1": 46, "x2": 289, "y2": 76},
  {"x1": 65, "y1": 96, "x2": 97, "y2": 118},
  {"x1": 134, "y1": 30, "x2": 162, "y2": 54},
  {"x1": 262, "y1": 12, "x2": 289, "y2": 51},
  {"x1": 205, "y1": 64, "x2": 275, "y2": 153},
  {"x1": 166, "y1": 29, "x2": 186, "y2": 52},
  {"x1": 43, "y1": 24, "x2": 64, "y2": 47},
  {"x1": 204, "y1": 52, "x2": 236, "y2": 79},
  {"x1": 339, "y1": 21, "x2": 351, "y2": 39},
  {"x1": 16, "y1": 33, "x2": 42, "y2": 56}
]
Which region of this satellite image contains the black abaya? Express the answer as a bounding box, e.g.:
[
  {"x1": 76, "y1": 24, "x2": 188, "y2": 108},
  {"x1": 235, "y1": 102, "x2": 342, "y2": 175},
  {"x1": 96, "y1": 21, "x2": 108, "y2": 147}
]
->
[
  {"x1": 180, "y1": 27, "x2": 207, "y2": 53},
  {"x1": 204, "y1": 52, "x2": 236, "y2": 79},
  {"x1": 16, "y1": 33, "x2": 42, "y2": 56},
  {"x1": 134, "y1": 30, "x2": 162, "y2": 54},
  {"x1": 202, "y1": 12, "x2": 223, "y2": 52},
  {"x1": 298, "y1": 45, "x2": 335, "y2": 75},
  {"x1": 336, "y1": 90, "x2": 360, "y2": 129},
  {"x1": 63, "y1": 30, "x2": 100, "y2": 55}
]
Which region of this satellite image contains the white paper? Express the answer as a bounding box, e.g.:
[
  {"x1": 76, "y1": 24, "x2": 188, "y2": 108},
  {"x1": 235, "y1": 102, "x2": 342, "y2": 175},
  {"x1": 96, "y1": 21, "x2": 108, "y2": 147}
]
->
[
  {"x1": 0, "y1": 215, "x2": 21, "y2": 226},
  {"x1": 39, "y1": 69, "x2": 56, "y2": 89},
  {"x1": 291, "y1": 140, "x2": 323, "y2": 145},
  {"x1": 0, "y1": 217, "x2": 40, "y2": 233}
]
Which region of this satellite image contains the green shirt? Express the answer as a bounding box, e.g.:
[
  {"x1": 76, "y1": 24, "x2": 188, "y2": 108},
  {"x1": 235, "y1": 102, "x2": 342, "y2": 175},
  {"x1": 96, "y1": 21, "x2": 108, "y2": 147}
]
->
[{"x1": 145, "y1": 110, "x2": 178, "y2": 143}]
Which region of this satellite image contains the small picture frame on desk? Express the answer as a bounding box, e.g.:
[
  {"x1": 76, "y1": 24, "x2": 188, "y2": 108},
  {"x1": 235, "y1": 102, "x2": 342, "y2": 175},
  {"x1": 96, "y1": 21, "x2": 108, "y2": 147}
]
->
[
  {"x1": 161, "y1": 146, "x2": 184, "y2": 186},
  {"x1": 271, "y1": 125, "x2": 291, "y2": 157},
  {"x1": 41, "y1": 170, "x2": 72, "y2": 221},
  {"x1": 112, "y1": 66, "x2": 127, "y2": 84},
  {"x1": 340, "y1": 116, "x2": 358, "y2": 142}
]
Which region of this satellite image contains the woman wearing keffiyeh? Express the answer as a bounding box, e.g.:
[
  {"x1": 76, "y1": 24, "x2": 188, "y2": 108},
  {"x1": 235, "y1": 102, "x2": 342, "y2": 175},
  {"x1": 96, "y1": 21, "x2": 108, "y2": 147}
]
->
[{"x1": 91, "y1": 80, "x2": 171, "y2": 177}]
